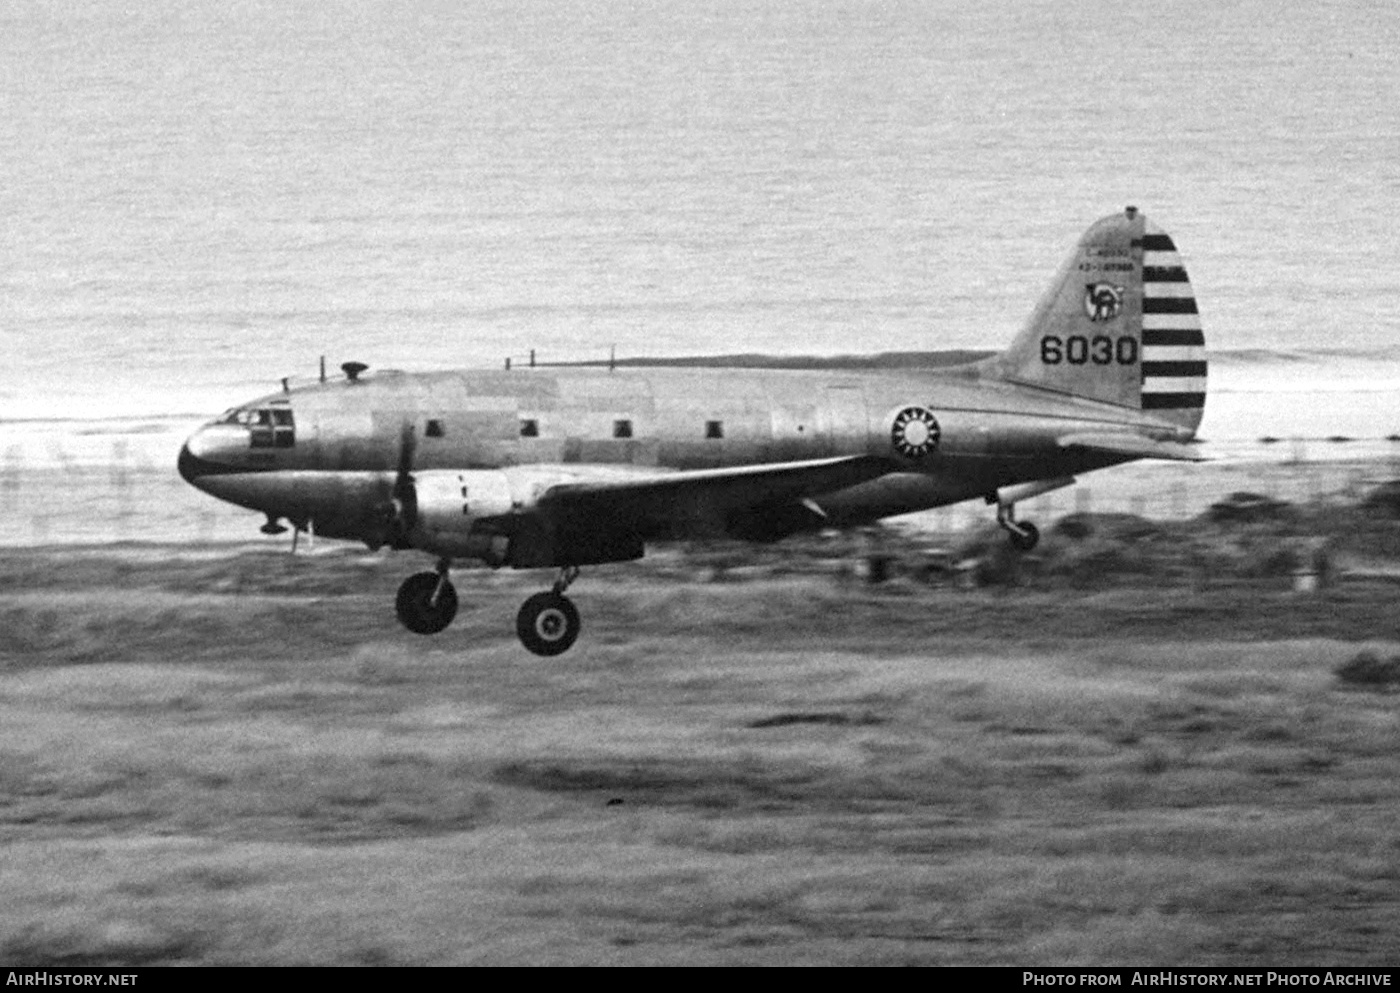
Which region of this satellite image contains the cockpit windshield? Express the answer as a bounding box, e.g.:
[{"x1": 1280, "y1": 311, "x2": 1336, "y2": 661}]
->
[{"x1": 218, "y1": 405, "x2": 295, "y2": 448}]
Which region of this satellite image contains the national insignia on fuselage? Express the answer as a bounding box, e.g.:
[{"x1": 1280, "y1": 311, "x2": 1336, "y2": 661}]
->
[{"x1": 890, "y1": 406, "x2": 940, "y2": 458}]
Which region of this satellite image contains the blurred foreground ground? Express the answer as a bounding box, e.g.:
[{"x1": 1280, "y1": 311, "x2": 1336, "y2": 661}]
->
[{"x1": 1, "y1": 492, "x2": 1399, "y2": 965}]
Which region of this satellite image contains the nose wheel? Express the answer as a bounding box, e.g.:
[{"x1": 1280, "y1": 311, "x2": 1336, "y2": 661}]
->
[
  {"x1": 516, "y1": 566, "x2": 583, "y2": 656},
  {"x1": 395, "y1": 561, "x2": 458, "y2": 634}
]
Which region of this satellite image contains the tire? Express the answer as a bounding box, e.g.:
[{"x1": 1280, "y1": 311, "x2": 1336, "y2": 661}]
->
[
  {"x1": 516, "y1": 591, "x2": 581, "y2": 657},
  {"x1": 395, "y1": 571, "x2": 458, "y2": 635},
  {"x1": 1008, "y1": 521, "x2": 1040, "y2": 553}
]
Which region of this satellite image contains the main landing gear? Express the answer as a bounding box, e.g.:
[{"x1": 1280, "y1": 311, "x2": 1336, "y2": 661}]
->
[
  {"x1": 516, "y1": 567, "x2": 582, "y2": 657},
  {"x1": 996, "y1": 501, "x2": 1040, "y2": 552},
  {"x1": 393, "y1": 561, "x2": 584, "y2": 657},
  {"x1": 395, "y1": 559, "x2": 459, "y2": 634}
]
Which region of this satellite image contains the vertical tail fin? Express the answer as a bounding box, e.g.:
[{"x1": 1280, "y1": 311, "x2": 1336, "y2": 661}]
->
[{"x1": 984, "y1": 207, "x2": 1206, "y2": 435}]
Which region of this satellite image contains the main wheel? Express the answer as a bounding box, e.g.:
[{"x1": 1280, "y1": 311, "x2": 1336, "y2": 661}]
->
[
  {"x1": 1007, "y1": 521, "x2": 1040, "y2": 552},
  {"x1": 516, "y1": 591, "x2": 581, "y2": 657},
  {"x1": 395, "y1": 571, "x2": 458, "y2": 635}
]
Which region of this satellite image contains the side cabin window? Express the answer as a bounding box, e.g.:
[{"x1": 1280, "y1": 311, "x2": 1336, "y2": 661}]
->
[
  {"x1": 705, "y1": 420, "x2": 724, "y2": 439},
  {"x1": 613, "y1": 419, "x2": 633, "y2": 439},
  {"x1": 249, "y1": 407, "x2": 295, "y2": 449},
  {"x1": 519, "y1": 418, "x2": 539, "y2": 438},
  {"x1": 425, "y1": 419, "x2": 444, "y2": 438}
]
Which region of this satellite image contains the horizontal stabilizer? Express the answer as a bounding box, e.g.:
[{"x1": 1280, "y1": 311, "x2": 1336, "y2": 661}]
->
[{"x1": 1058, "y1": 432, "x2": 1206, "y2": 462}]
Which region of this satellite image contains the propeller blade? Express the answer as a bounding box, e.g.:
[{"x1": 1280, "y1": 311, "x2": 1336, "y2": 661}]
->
[
  {"x1": 396, "y1": 421, "x2": 417, "y2": 483},
  {"x1": 391, "y1": 421, "x2": 418, "y2": 540}
]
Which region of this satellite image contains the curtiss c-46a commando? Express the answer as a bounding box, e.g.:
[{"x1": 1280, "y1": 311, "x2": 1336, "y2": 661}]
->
[{"x1": 180, "y1": 207, "x2": 1207, "y2": 655}]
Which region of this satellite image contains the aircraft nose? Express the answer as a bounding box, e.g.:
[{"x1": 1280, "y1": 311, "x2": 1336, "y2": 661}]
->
[
  {"x1": 178, "y1": 423, "x2": 246, "y2": 488},
  {"x1": 178, "y1": 442, "x2": 198, "y2": 484},
  {"x1": 177, "y1": 441, "x2": 212, "y2": 486}
]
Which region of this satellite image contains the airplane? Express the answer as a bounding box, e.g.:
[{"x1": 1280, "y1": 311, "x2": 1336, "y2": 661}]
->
[{"x1": 179, "y1": 206, "x2": 1206, "y2": 656}]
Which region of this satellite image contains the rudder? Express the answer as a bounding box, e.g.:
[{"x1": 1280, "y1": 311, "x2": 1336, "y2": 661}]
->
[{"x1": 984, "y1": 207, "x2": 1206, "y2": 435}]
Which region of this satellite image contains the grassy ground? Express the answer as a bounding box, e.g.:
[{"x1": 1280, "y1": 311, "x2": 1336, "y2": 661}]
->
[{"x1": 1, "y1": 526, "x2": 1399, "y2": 966}]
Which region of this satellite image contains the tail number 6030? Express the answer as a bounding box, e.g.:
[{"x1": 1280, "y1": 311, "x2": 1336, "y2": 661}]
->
[{"x1": 1040, "y1": 335, "x2": 1138, "y2": 366}]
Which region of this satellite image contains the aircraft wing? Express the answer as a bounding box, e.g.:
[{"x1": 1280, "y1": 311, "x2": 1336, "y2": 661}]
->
[
  {"x1": 1057, "y1": 432, "x2": 1206, "y2": 462},
  {"x1": 523, "y1": 455, "x2": 892, "y2": 539}
]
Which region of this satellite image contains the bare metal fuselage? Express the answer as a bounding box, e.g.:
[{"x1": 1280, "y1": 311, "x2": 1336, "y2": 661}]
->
[{"x1": 182, "y1": 361, "x2": 1163, "y2": 553}]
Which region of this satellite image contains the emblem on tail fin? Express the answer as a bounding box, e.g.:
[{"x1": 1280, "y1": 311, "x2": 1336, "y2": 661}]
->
[{"x1": 1084, "y1": 283, "x2": 1124, "y2": 321}]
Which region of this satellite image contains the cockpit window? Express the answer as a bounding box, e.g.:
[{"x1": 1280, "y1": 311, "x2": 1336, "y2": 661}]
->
[{"x1": 249, "y1": 406, "x2": 295, "y2": 448}]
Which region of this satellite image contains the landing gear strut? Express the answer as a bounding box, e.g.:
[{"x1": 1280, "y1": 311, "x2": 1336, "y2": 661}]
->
[
  {"x1": 396, "y1": 559, "x2": 459, "y2": 634},
  {"x1": 516, "y1": 567, "x2": 582, "y2": 657},
  {"x1": 996, "y1": 501, "x2": 1040, "y2": 552}
]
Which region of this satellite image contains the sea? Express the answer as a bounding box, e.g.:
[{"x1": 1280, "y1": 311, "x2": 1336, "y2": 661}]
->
[{"x1": 3, "y1": 0, "x2": 1399, "y2": 545}]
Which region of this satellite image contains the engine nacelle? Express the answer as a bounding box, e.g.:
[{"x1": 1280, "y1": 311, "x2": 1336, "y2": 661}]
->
[
  {"x1": 409, "y1": 469, "x2": 518, "y2": 563},
  {"x1": 405, "y1": 467, "x2": 646, "y2": 568}
]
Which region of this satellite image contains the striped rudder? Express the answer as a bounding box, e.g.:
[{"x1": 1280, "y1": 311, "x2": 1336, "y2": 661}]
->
[
  {"x1": 984, "y1": 207, "x2": 1205, "y2": 435},
  {"x1": 1139, "y1": 224, "x2": 1206, "y2": 430}
]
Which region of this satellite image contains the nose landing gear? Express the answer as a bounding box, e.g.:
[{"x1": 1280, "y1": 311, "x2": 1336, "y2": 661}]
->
[
  {"x1": 516, "y1": 566, "x2": 582, "y2": 657},
  {"x1": 395, "y1": 559, "x2": 459, "y2": 634}
]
